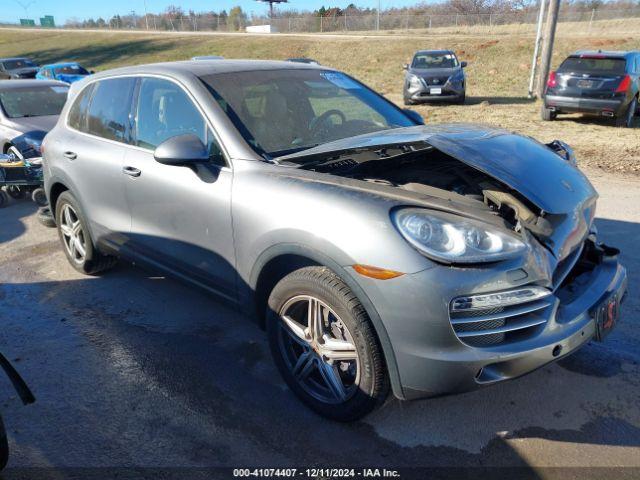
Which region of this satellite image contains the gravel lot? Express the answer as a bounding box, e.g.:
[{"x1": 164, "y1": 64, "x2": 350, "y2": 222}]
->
[{"x1": 0, "y1": 167, "x2": 639, "y2": 478}]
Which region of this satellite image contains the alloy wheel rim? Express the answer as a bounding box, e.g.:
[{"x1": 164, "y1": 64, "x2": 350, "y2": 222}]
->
[
  {"x1": 278, "y1": 295, "x2": 360, "y2": 405},
  {"x1": 59, "y1": 204, "x2": 87, "y2": 264}
]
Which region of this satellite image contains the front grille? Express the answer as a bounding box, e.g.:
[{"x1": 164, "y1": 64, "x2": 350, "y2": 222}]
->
[
  {"x1": 423, "y1": 76, "x2": 450, "y2": 86},
  {"x1": 449, "y1": 297, "x2": 553, "y2": 347}
]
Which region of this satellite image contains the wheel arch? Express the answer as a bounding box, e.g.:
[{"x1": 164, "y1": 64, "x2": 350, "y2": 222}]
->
[
  {"x1": 48, "y1": 181, "x2": 69, "y2": 215},
  {"x1": 246, "y1": 243, "x2": 406, "y2": 400}
]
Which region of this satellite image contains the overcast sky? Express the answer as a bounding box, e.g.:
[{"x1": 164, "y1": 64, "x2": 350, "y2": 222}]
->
[{"x1": 5, "y1": 0, "x2": 425, "y2": 23}]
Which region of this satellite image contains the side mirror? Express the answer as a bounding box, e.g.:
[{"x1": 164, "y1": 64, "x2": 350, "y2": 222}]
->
[
  {"x1": 460, "y1": 61, "x2": 468, "y2": 68},
  {"x1": 403, "y1": 63, "x2": 409, "y2": 70},
  {"x1": 403, "y1": 108, "x2": 424, "y2": 125},
  {"x1": 154, "y1": 134, "x2": 210, "y2": 166}
]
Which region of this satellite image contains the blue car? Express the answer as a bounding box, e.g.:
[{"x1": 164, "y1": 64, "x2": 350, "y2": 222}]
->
[{"x1": 36, "y1": 62, "x2": 92, "y2": 84}]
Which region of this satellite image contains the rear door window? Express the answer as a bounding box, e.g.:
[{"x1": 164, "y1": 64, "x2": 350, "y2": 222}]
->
[
  {"x1": 86, "y1": 77, "x2": 136, "y2": 143},
  {"x1": 558, "y1": 56, "x2": 627, "y2": 75}
]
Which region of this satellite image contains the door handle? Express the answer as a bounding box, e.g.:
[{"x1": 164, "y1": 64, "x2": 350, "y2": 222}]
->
[
  {"x1": 122, "y1": 166, "x2": 141, "y2": 177},
  {"x1": 63, "y1": 151, "x2": 77, "y2": 160}
]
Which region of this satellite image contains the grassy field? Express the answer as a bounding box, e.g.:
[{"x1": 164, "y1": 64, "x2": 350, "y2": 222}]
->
[{"x1": 0, "y1": 28, "x2": 638, "y2": 173}]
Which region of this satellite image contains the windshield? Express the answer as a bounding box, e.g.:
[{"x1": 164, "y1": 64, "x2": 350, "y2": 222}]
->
[
  {"x1": 558, "y1": 56, "x2": 626, "y2": 75},
  {"x1": 54, "y1": 64, "x2": 89, "y2": 75},
  {"x1": 412, "y1": 53, "x2": 458, "y2": 69},
  {"x1": 0, "y1": 85, "x2": 69, "y2": 118},
  {"x1": 2, "y1": 59, "x2": 36, "y2": 70},
  {"x1": 200, "y1": 69, "x2": 416, "y2": 157}
]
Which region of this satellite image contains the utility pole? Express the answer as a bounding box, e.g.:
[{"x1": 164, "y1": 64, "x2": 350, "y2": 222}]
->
[
  {"x1": 536, "y1": 0, "x2": 560, "y2": 98},
  {"x1": 143, "y1": 0, "x2": 149, "y2": 30},
  {"x1": 528, "y1": 0, "x2": 547, "y2": 98},
  {"x1": 376, "y1": 0, "x2": 381, "y2": 31}
]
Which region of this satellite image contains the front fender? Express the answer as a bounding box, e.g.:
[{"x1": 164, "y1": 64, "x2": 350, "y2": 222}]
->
[{"x1": 246, "y1": 241, "x2": 407, "y2": 400}]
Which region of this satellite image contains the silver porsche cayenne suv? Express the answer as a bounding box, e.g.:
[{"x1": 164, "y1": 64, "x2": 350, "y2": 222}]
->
[{"x1": 43, "y1": 60, "x2": 627, "y2": 421}]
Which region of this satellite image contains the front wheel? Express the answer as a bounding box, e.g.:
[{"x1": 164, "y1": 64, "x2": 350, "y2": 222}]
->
[
  {"x1": 266, "y1": 267, "x2": 389, "y2": 421},
  {"x1": 55, "y1": 191, "x2": 117, "y2": 275}
]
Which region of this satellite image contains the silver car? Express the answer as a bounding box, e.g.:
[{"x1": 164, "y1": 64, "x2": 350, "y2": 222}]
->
[
  {"x1": 403, "y1": 50, "x2": 467, "y2": 105},
  {"x1": 43, "y1": 61, "x2": 627, "y2": 421}
]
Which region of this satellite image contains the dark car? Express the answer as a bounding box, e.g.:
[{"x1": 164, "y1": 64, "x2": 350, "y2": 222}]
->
[
  {"x1": 403, "y1": 50, "x2": 467, "y2": 105},
  {"x1": 0, "y1": 80, "x2": 69, "y2": 160},
  {"x1": 542, "y1": 50, "x2": 640, "y2": 128},
  {"x1": 0, "y1": 57, "x2": 40, "y2": 79}
]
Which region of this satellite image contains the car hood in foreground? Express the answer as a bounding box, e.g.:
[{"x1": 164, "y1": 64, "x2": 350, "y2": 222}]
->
[{"x1": 280, "y1": 124, "x2": 598, "y2": 261}]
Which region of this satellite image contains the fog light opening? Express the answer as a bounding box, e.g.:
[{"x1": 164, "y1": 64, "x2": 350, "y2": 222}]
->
[{"x1": 552, "y1": 345, "x2": 563, "y2": 357}]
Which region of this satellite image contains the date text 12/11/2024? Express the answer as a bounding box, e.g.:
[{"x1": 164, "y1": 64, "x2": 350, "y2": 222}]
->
[{"x1": 232, "y1": 468, "x2": 401, "y2": 478}]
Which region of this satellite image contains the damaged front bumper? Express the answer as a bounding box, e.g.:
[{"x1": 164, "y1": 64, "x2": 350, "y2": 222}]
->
[{"x1": 353, "y1": 239, "x2": 627, "y2": 401}]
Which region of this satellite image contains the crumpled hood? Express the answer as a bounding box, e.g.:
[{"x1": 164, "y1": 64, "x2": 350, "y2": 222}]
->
[{"x1": 281, "y1": 124, "x2": 598, "y2": 260}]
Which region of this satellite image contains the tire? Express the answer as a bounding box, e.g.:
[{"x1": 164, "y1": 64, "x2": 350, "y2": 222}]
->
[
  {"x1": 456, "y1": 93, "x2": 466, "y2": 105},
  {"x1": 31, "y1": 187, "x2": 48, "y2": 206},
  {"x1": 54, "y1": 191, "x2": 117, "y2": 275},
  {"x1": 266, "y1": 266, "x2": 389, "y2": 421},
  {"x1": 6, "y1": 185, "x2": 25, "y2": 199},
  {"x1": 403, "y1": 96, "x2": 416, "y2": 106},
  {"x1": 616, "y1": 97, "x2": 637, "y2": 128},
  {"x1": 0, "y1": 190, "x2": 8, "y2": 208},
  {"x1": 37, "y1": 207, "x2": 56, "y2": 228},
  {"x1": 541, "y1": 106, "x2": 556, "y2": 121},
  {"x1": 0, "y1": 415, "x2": 8, "y2": 471}
]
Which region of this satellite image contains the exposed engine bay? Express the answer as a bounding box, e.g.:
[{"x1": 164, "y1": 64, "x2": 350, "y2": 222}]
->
[{"x1": 305, "y1": 143, "x2": 554, "y2": 237}]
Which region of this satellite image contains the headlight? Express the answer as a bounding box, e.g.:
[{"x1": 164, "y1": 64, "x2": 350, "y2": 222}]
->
[
  {"x1": 408, "y1": 74, "x2": 423, "y2": 90},
  {"x1": 392, "y1": 208, "x2": 527, "y2": 263}
]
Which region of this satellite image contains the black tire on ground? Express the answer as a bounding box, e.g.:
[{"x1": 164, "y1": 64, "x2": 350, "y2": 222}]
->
[
  {"x1": 0, "y1": 190, "x2": 8, "y2": 208},
  {"x1": 0, "y1": 415, "x2": 8, "y2": 471},
  {"x1": 616, "y1": 97, "x2": 637, "y2": 128},
  {"x1": 54, "y1": 191, "x2": 117, "y2": 275},
  {"x1": 266, "y1": 266, "x2": 389, "y2": 421},
  {"x1": 541, "y1": 106, "x2": 557, "y2": 121},
  {"x1": 37, "y1": 207, "x2": 57, "y2": 228},
  {"x1": 403, "y1": 97, "x2": 416, "y2": 106},
  {"x1": 31, "y1": 187, "x2": 48, "y2": 206},
  {"x1": 456, "y1": 93, "x2": 466, "y2": 105},
  {"x1": 6, "y1": 185, "x2": 25, "y2": 199}
]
